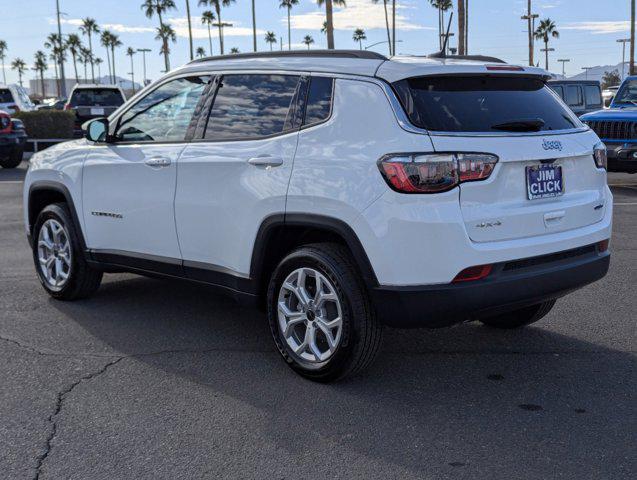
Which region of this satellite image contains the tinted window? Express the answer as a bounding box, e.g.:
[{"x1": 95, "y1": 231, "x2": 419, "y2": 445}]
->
[
  {"x1": 565, "y1": 85, "x2": 582, "y2": 106},
  {"x1": 0, "y1": 89, "x2": 13, "y2": 103},
  {"x1": 549, "y1": 85, "x2": 564, "y2": 100},
  {"x1": 613, "y1": 79, "x2": 637, "y2": 104},
  {"x1": 204, "y1": 74, "x2": 300, "y2": 141},
  {"x1": 116, "y1": 76, "x2": 209, "y2": 142},
  {"x1": 393, "y1": 76, "x2": 581, "y2": 133},
  {"x1": 304, "y1": 77, "x2": 333, "y2": 125},
  {"x1": 70, "y1": 88, "x2": 125, "y2": 107},
  {"x1": 584, "y1": 85, "x2": 602, "y2": 106}
]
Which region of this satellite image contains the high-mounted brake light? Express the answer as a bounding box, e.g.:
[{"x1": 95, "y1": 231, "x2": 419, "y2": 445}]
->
[
  {"x1": 486, "y1": 65, "x2": 525, "y2": 72},
  {"x1": 378, "y1": 153, "x2": 498, "y2": 194}
]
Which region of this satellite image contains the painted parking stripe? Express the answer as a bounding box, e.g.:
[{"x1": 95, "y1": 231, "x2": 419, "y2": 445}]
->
[{"x1": 614, "y1": 202, "x2": 637, "y2": 205}]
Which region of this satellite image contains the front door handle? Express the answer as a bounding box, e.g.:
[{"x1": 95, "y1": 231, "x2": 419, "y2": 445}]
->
[
  {"x1": 145, "y1": 156, "x2": 171, "y2": 168},
  {"x1": 247, "y1": 155, "x2": 283, "y2": 167}
]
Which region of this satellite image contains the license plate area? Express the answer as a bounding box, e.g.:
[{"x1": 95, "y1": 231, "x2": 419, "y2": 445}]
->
[
  {"x1": 526, "y1": 164, "x2": 564, "y2": 200},
  {"x1": 90, "y1": 107, "x2": 105, "y2": 116}
]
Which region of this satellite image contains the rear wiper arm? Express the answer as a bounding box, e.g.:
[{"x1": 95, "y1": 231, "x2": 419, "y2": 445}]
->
[{"x1": 491, "y1": 118, "x2": 545, "y2": 132}]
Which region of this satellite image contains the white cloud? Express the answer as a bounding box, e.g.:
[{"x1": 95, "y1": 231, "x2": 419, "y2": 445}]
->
[
  {"x1": 561, "y1": 21, "x2": 631, "y2": 35},
  {"x1": 56, "y1": 18, "x2": 155, "y2": 34},
  {"x1": 287, "y1": 0, "x2": 430, "y2": 32}
]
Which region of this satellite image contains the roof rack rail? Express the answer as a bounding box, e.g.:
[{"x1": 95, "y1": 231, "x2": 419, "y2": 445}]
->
[
  {"x1": 426, "y1": 52, "x2": 506, "y2": 64},
  {"x1": 188, "y1": 49, "x2": 388, "y2": 64}
]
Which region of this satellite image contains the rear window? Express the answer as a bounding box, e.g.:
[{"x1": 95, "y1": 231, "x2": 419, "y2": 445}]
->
[
  {"x1": 70, "y1": 88, "x2": 125, "y2": 107},
  {"x1": 549, "y1": 85, "x2": 564, "y2": 100},
  {"x1": 565, "y1": 85, "x2": 582, "y2": 106},
  {"x1": 0, "y1": 89, "x2": 13, "y2": 103},
  {"x1": 393, "y1": 76, "x2": 582, "y2": 133},
  {"x1": 584, "y1": 85, "x2": 602, "y2": 106}
]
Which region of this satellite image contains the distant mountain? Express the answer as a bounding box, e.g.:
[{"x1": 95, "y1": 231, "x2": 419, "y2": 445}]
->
[{"x1": 567, "y1": 62, "x2": 629, "y2": 83}]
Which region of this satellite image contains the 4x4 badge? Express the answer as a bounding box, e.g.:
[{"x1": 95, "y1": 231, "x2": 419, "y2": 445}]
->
[{"x1": 542, "y1": 139, "x2": 563, "y2": 151}]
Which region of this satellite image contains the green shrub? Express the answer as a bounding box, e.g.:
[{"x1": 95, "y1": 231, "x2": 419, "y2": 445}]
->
[{"x1": 14, "y1": 110, "x2": 76, "y2": 139}]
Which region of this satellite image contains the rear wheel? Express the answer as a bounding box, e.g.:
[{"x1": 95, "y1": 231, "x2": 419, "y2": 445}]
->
[
  {"x1": 32, "y1": 203, "x2": 103, "y2": 300},
  {"x1": 479, "y1": 300, "x2": 556, "y2": 329},
  {"x1": 267, "y1": 243, "x2": 382, "y2": 382},
  {"x1": 0, "y1": 147, "x2": 23, "y2": 169}
]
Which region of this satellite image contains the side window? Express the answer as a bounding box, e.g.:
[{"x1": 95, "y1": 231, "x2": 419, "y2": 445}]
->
[
  {"x1": 304, "y1": 77, "x2": 334, "y2": 126},
  {"x1": 565, "y1": 85, "x2": 583, "y2": 107},
  {"x1": 550, "y1": 85, "x2": 564, "y2": 101},
  {"x1": 204, "y1": 74, "x2": 300, "y2": 141},
  {"x1": 115, "y1": 75, "x2": 209, "y2": 143},
  {"x1": 584, "y1": 85, "x2": 602, "y2": 107}
]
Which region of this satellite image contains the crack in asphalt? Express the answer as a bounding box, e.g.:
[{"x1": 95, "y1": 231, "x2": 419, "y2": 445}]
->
[{"x1": 33, "y1": 356, "x2": 125, "y2": 480}]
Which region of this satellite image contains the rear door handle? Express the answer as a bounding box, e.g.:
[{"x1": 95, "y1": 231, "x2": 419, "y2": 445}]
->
[
  {"x1": 145, "y1": 156, "x2": 171, "y2": 167},
  {"x1": 247, "y1": 155, "x2": 283, "y2": 167}
]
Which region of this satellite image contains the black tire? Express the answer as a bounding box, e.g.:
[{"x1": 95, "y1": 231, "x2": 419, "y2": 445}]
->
[
  {"x1": 0, "y1": 147, "x2": 23, "y2": 169},
  {"x1": 479, "y1": 300, "x2": 556, "y2": 329},
  {"x1": 267, "y1": 243, "x2": 382, "y2": 382},
  {"x1": 32, "y1": 203, "x2": 103, "y2": 300}
]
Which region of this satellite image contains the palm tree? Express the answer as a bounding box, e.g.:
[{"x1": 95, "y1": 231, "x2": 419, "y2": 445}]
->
[
  {"x1": 317, "y1": 0, "x2": 346, "y2": 50},
  {"x1": 79, "y1": 18, "x2": 100, "y2": 83},
  {"x1": 100, "y1": 30, "x2": 113, "y2": 83},
  {"x1": 265, "y1": 31, "x2": 277, "y2": 51},
  {"x1": 45, "y1": 33, "x2": 65, "y2": 95},
  {"x1": 303, "y1": 35, "x2": 315, "y2": 50},
  {"x1": 126, "y1": 47, "x2": 136, "y2": 94},
  {"x1": 80, "y1": 47, "x2": 92, "y2": 83},
  {"x1": 11, "y1": 58, "x2": 26, "y2": 87},
  {"x1": 66, "y1": 33, "x2": 83, "y2": 84},
  {"x1": 353, "y1": 28, "x2": 366, "y2": 50},
  {"x1": 199, "y1": 0, "x2": 236, "y2": 56},
  {"x1": 371, "y1": 0, "x2": 391, "y2": 55},
  {"x1": 251, "y1": 0, "x2": 257, "y2": 52},
  {"x1": 230, "y1": 47, "x2": 240, "y2": 54},
  {"x1": 430, "y1": 0, "x2": 452, "y2": 50},
  {"x1": 110, "y1": 34, "x2": 123, "y2": 83},
  {"x1": 0, "y1": 40, "x2": 7, "y2": 84},
  {"x1": 201, "y1": 10, "x2": 216, "y2": 57},
  {"x1": 94, "y1": 57, "x2": 103, "y2": 83},
  {"x1": 33, "y1": 51, "x2": 48, "y2": 97},
  {"x1": 321, "y1": 21, "x2": 328, "y2": 35},
  {"x1": 185, "y1": 0, "x2": 194, "y2": 60},
  {"x1": 142, "y1": 0, "x2": 177, "y2": 71},
  {"x1": 155, "y1": 24, "x2": 177, "y2": 71},
  {"x1": 534, "y1": 18, "x2": 559, "y2": 71},
  {"x1": 279, "y1": 0, "x2": 299, "y2": 51},
  {"x1": 196, "y1": 46, "x2": 206, "y2": 58}
]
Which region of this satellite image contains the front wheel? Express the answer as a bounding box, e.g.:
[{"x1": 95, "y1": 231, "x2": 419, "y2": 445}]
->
[
  {"x1": 267, "y1": 243, "x2": 382, "y2": 382},
  {"x1": 479, "y1": 300, "x2": 556, "y2": 329},
  {"x1": 0, "y1": 147, "x2": 23, "y2": 169}
]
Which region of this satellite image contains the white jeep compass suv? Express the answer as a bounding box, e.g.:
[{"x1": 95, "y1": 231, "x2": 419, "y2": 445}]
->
[{"x1": 24, "y1": 51, "x2": 612, "y2": 381}]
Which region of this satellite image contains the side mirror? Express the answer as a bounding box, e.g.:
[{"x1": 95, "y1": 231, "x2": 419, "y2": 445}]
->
[{"x1": 83, "y1": 118, "x2": 110, "y2": 143}]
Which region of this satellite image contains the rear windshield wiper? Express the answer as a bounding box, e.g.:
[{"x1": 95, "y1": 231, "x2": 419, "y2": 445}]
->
[{"x1": 491, "y1": 118, "x2": 545, "y2": 132}]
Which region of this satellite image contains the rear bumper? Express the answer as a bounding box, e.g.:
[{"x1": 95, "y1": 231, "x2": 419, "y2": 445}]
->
[
  {"x1": 605, "y1": 143, "x2": 637, "y2": 173},
  {"x1": 371, "y1": 245, "x2": 610, "y2": 328}
]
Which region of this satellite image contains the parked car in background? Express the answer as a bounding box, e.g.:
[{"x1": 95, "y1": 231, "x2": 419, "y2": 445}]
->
[
  {"x1": 0, "y1": 84, "x2": 36, "y2": 114},
  {"x1": 24, "y1": 51, "x2": 611, "y2": 381},
  {"x1": 64, "y1": 84, "x2": 126, "y2": 136},
  {"x1": 602, "y1": 85, "x2": 619, "y2": 108},
  {"x1": 0, "y1": 109, "x2": 27, "y2": 168},
  {"x1": 37, "y1": 98, "x2": 67, "y2": 110},
  {"x1": 582, "y1": 75, "x2": 637, "y2": 173},
  {"x1": 548, "y1": 80, "x2": 602, "y2": 116}
]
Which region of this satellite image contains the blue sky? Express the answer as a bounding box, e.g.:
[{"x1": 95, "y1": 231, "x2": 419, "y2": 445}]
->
[{"x1": 0, "y1": 0, "x2": 634, "y2": 88}]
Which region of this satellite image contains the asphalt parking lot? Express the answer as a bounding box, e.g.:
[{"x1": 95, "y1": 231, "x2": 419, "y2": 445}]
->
[{"x1": 1, "y1": 161, "x2": 635, "y2": 480}]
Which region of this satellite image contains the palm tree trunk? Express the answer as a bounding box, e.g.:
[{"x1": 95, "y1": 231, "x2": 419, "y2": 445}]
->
[
  {"x1": 270, "y1": 42, "x2": 273, "y2": 52},
  {"x1": 382, "y1": 1, "x2": 391, "y2": 55},
  {"x1": 83, "y1": 61, "x2": 87, "y2": 83},
  {"x1": 18, "y1": 72, "x2": 22, "y2": 87},
  {"x1": 465, "y1": 0, "x2": 469, "y2": 54},
  {"x1": 88, "y1": 33, "x2": 95, "y2": 83},
  {"x1": 130, "y1": 55, "x2": 135, "y2": 94},
  {"x1": 207, "y1": 26, "x2": 213, "y2": 56},
  {"x1": 631, "y1": 0, "x2": 635, "y2": 75},
  {"x1": 458, "y1": 0, "x2": 465, "y2": 55},
  {"x1": 438, "y1": 7, "x2": 442, "y2": 50},
  {"x1": 72, "y1": 53, "x2": 79, "y2": 85},
  {"x1": 186, "y1": 0, "x2": 194, "y2": 61},
  {"x1": 391, "y1": 0, "x2": 396, "y2": 55},
  {"x1": 544, "y1": 39, "x2": 549, "y2": 70},
  {"x1": 326, "y1": 0, "x2": 335, "y2": 50},
  {"x1": 53, "y1": 60, "x2": 59, "y2": 97},
  {"x1": 41, "y1": 71, "x2": 46, "y2": 98},
  {"x1": 105, "y1": 47, "x2": 111, "y2": 83},
  {"x1": 287, "y1": 8, "x2": 291, "y2": 50},
  {"x1": 216, "y1": 7, "x2": 224, "y2": 55},
  {"x1": 111, "y1": 47, "x2": 116, "y2": 84},
  {"x1": 164, "y1": 39, "x2": 170, "y2": 70},
  {"x1": 251, "y1": 0, "x2": 257, "y2": 52}
]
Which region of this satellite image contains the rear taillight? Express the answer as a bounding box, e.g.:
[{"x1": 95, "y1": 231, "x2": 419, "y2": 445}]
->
[
  {"x1": 597, "y1": 239, "x2": 609, "y2": 253},
  {"x1": 453, "y1": 264, "x2": 493, "y2": 283},
  {"x1": 378, "y1": 153, "x2": 498, "y2": 194},
  {"x1": 64, "y1": 104, "x2": 72, "y2": 110},
  {"x1": 593, "y1": 142, "x2": 607, "y2": 169}
]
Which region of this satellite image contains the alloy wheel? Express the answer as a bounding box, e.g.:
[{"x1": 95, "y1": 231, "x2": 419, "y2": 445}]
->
[{"x1": 37, "y1": 219, "x2": 72, "y2": 290}]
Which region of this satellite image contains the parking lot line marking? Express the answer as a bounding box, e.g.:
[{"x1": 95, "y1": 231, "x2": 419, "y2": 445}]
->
[
  {"x1": 0, "y1": 181, "x2": 23, "y2": 184},
  {"x1": 614, "y1": 202, "x2": 637, "y2": 205}
]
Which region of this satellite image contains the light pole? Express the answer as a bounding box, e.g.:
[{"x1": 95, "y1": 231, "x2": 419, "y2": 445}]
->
[
  {"x1": 557, "y1": 58, "x2": 570, "y2": 76},
  {"x1": 581, "y1": 66, "x2": 594, "y2": 79},
  {"x1": 55, "y1": 0, "x2": 67, "y2": 97},
  {"x1": 521, "y1": 0, "x2": 539, "y2": 67},
  {"x1": 617, "y1": 38, "x2": 631, "y2": 80},
  {"x1": 136, "y1": 48, "x2": 151, "y2": 85},
  {"x1": 212, "y1": 22, "x2": 233, "y2": 55}
]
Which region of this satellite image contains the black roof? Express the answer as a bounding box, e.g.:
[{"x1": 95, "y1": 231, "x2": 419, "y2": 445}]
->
[{"x1": 189, "y1": 49, "x2": 388, "y2": 64}]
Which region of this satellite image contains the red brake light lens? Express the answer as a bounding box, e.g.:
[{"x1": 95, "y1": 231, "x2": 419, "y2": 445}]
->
[
  {"x1": 379, "y1": 153, "x2": 498, "y2": 194},
  {"x1": 453, "y1": 264, "x2": 493, "y2": 283}
]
